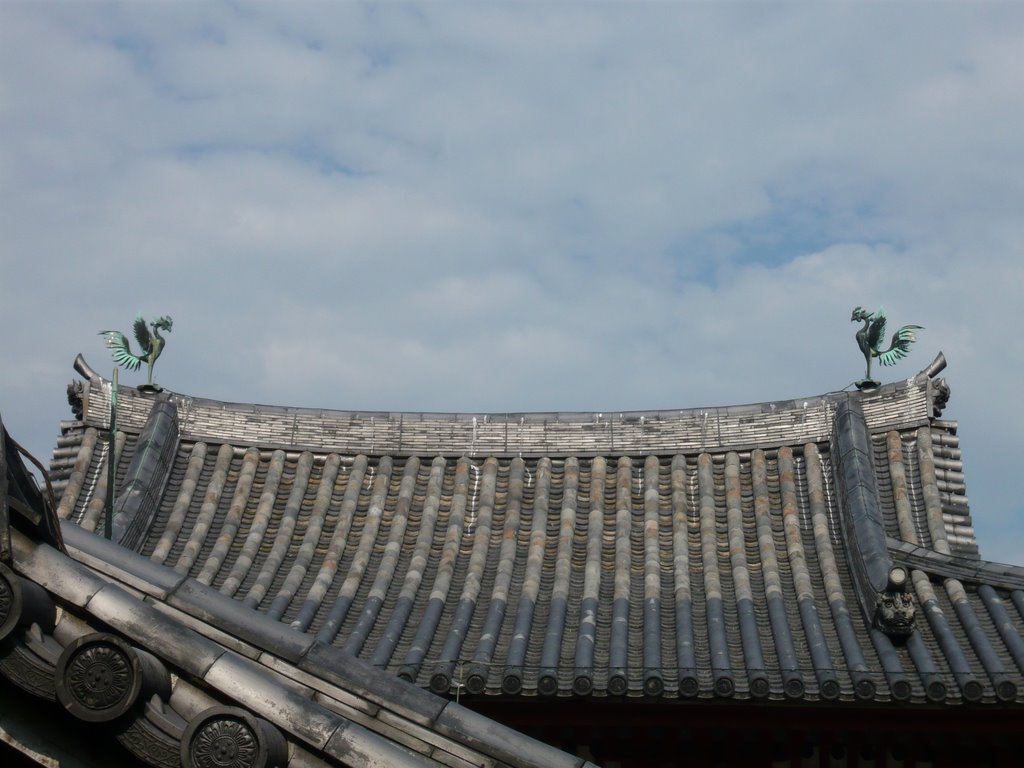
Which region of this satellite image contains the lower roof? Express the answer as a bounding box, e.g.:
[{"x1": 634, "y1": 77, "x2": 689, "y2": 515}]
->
[{"x1": 4, "y1": 354, "x2": 1023, "y2": 768}]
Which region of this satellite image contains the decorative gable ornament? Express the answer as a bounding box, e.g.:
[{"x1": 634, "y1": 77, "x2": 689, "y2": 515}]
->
[
  {"x1": 851, "y1": 306, "x2": 922, "y2": 390},
  {"x1": 99, "y1": 313, "x2": 173, "y2": 391}
]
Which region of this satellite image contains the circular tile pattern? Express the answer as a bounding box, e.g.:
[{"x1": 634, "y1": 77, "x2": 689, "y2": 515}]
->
[
  {"x1": 55, "y1": 633, "x2": 144, "y2": 722},
  {"x1": 0, "y1": 563, "x2": 20, "y2": 641},
  {"x1": 181, "y1": 707, "x2": 287, "y2": 768},
  {"x1": 189, "y1": 716, "x2": 258, "y2": 768}
]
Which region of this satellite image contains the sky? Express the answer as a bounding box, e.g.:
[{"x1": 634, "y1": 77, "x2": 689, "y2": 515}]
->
[{"x1": 1, "y1": 2, "x2": 1022, "y2": 562}]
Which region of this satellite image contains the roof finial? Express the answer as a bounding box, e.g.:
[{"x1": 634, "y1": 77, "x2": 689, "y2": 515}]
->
[
  {"x1": 99, "y1": 313, "x2": 173, "y2": 392},
  {"x1": 851, "y1": 306, "x2": 922, "y2": 391}
]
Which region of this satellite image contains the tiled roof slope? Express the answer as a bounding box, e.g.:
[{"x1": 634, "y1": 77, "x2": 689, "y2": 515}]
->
[
  {"x1": 3, "y1": 414, "x2": 593, "y2": 768},
  {"x1": 47, "y1": 355, "x2": 1021, "y2": 708}
]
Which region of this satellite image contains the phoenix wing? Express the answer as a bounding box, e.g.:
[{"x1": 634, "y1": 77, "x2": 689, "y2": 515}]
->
[
  {"x1": 133, "y1": 314, "x2": 152, "y2": 356},
  {"x1": 98, "y1": 331, "x2": 143, "y2": 371},
  {"x1": 877, "y1": 325, "x2": 924, "y2": 366},
  {"x1": 866, "y1": 307, "x2": 887, "y2": 354}
]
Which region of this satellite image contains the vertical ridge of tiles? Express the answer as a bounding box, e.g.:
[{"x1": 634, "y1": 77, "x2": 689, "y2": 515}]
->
[
  {"x1": 369, "y1": 456, "x2": 446, "y2": 669},
  {"x1": 979, "y1": 585, "x2": 1024, "y2": 678},
  {"x1": 698, "y1": 452, "x2": 733, "y2": 697},
  {"x1": 904, "y1": 614, "x2": 949, "y2": 702},
  {"x1": 175, "y1": 443, "x2": 235, "y2": 575},
  {"x1": 220, "y1": 449, "x2": 286, "y2": 597},
  {"x1": 398, "y1": 457, "x2": 471, "y2": 683},
  {"x1": 151, "y1": 442, "x2": 208, "y2": 564},
  {"x1": 725, "y1": 452, "x2": 767, "y2": 698},
  {"x1": 56, "y1": 427, "x2": 98, "y2": 519},
  {"x1": 243, "y1": 451, "x2": 315, "y2": 609},
  {"x1": 946, "y1": 578, "x2": 1015, "y2": 701},
  {"x1": 887, "y1": 431, "x2": 918, "y2": 544},
  {"x1": 608, "y1": 456, "x2": 632, "y2": 696},
  {"x1": 466, "y1": 457, "x2": 524, "y2": 694},
  {"x1": 431, "y1": 457, "x2": 499, "y2": 693},
  {"x1": 912, "y1": 569, "x2": 979, "y2": 700},
  {"x1": 573, "y1": 456, "x2": 605, "y2": 696},
  {"x1": 670, "y1": 455, "x2": 698, "y2": 697},
  {"x1": 779, "y1": 446, "x2": 839, "y2": 699},
  {"x1": 916, "y1": 427, "x2": 952, "y2": 556},
  {"x1": 315, "y1": 456, "x2": 394, "y2": 642},
  {"x1": 890, "y1": 431, "x2": 976, "y2": 701},
  {"x1": 80, "y1": 431, "x2": 126, "y2": 532},
  {"x1": 1007, "y1": 591, "x2": 1024, "y2": 627},
  {"x1": 503, "y1": 457, "x2": 551, "y2": 694},
  {"x1": 344, "y1": 457, "x2": 420, "y2": 656},
  {"x1": 751, "y1": 449, "x2": 803, "y2": 699},
  {"x1": 267, "y1": 453, "x2": 341, "y2": 621},
  {"x1": 641, "y1": 455, "x2": 664, "y2": 697},
  {"x1": 537, "y1": 457, "x2": 578, "y2": 695},
  {"x1": 291, "y1": 454, "x2": 368, "y2": 631},
  {"x1": 868, "y1": 627, "x2": 913, "y2": 700},
  {"x1": 195, "y1": 447, "x2": 260, "y2": 585},
  {"x1": 803, "y1": 443, "x2": 874, "y2": 700}
]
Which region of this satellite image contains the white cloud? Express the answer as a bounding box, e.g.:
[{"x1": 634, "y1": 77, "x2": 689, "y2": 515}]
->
[{"x1": 2, "y1": 1, "x2": 1023, "y2": 562}]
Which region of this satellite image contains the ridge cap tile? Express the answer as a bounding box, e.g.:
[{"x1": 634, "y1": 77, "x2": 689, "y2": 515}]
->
[
  {"x1": 300, "y1": 641, "x2": 448, "y2": 728},
  {"x1": 81, "y1": 365, "x2": 928, "y2": 455},
  {"x1": 60, "y1": 521, "x2": 188, "y2": 598},
  {"x1": 166, "y1": 578, "x2": 316, "y2": 663}
]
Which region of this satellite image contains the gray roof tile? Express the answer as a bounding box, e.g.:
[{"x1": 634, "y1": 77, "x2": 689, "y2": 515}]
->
[{"x1": 25, "y1": 359, "x2": 1024, "y2": 730}]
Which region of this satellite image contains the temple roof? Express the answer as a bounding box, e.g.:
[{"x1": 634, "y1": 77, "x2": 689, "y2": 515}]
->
[{"x1": 4, "y1": 352, "x2": 1024, "y2": 767}]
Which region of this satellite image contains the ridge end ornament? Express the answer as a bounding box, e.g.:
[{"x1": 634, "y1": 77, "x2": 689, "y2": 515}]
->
[
  {"x1": 850, "y1": 306, "x2": 922, "y2": 391},
  {"x1": 99, "y1": 313, "x2": 173, "y2": 391}
]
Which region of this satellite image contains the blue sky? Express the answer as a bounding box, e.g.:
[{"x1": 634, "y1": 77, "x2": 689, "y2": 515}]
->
[{"x1": 2, "y1": 2, "x2": 1023, "y2": 562}]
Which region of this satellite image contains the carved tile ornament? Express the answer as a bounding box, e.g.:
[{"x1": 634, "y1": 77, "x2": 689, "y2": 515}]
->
[
  {"x1": 56, "y1": 633, "x2": 144, "y2": 722},
  {"x1": 116, "y1": 718, "x2": 181, "y2": 768},
  {"x1": 0, "y1": 640, "x2": 57, "y2": 701},
  {"x1": 65, "y1": 642, "x2": 133, "y2": 710},
  {"x1": 783, "y1": 676, "x2": 805, "y2": 700},
  {"x1": 181, "y1": 707, "x2": 287, "y2": 768},
  {"x1": 190, "y1": 717, "x2": 259, "y2": 768},
  {"x1": 0, "y1": 563, "x2": 55, "y2": 643},
  {"x1": 877, "y1": 591, "x2": 917, "y2": 638},
  {"x1": 66, "y1": 380, "x2": 85, "y2": 420},
  {"x1": 931, "y1": 377, "x2": 951, "y2": 418},
  {"x1": 0, "y1": 567, "x2": 13, "y2": 640}
]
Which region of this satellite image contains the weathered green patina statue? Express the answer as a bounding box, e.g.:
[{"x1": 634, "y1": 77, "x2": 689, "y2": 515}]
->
[
  {"x1": 99, "y1": 314, "x2": 173, "y2": 390},
  {"x1": 851, "y1": 306, "x2": 922, "y2": 390}
]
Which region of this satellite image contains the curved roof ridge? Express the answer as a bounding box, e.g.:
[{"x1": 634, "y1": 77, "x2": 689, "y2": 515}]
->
[
  {"x1": 76, "y1": 354, "x2": 934, "y2": 421},
  {"x1": 73, "y1": 355, "x2": 938, "y2": 457}
]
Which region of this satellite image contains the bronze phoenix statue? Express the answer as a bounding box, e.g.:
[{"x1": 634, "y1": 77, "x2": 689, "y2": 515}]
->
[
  {"x1": 99, "y1": 314, "x2": 173, "y2": 389},
  {"x1": 851, "y1": 306, "x2": 921, "y2": 389}
]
